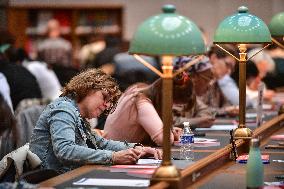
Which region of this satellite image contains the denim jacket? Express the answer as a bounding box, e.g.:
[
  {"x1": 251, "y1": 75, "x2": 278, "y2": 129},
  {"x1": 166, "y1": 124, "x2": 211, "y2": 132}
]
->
[{"x1": 29, "y1": 97, "x2": 133, "y2": 173}]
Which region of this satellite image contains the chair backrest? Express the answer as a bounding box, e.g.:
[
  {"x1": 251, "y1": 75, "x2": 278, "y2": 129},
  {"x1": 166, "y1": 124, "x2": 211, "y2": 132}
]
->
[
  {"x1": 15, "y1": 104, "x2": 45, "y2": 148},
  {"x1": 19, "y1": 169, "x2": 59, "y2": 184}
]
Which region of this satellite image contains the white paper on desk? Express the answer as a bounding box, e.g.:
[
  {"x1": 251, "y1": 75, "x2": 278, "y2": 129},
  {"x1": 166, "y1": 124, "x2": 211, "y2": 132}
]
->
[
  {"x1": 196, "y1": 124, "x2": 237, "y2": 131},
  {"x1": 137, "y1": 159, "x2": 162, "y2": 165},
  {"x1": 246, "y1": 113, "x2": 265, "y2": 119},
  {"x1": 73, "y1": 178, "x2": 150, "y2": 187},
  {"x1": 246, "y1": 113, "x2": 257, "y2": 118}
]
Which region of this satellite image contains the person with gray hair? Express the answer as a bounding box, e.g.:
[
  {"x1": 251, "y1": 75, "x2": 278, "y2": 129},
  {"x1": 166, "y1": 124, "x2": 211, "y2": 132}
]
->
[
  {"x1": 248, "y1": 48, "x2": 275, "y2": 79},
  {"x1": 247, "y1": 48, "x2": 275, "y2": 102}
]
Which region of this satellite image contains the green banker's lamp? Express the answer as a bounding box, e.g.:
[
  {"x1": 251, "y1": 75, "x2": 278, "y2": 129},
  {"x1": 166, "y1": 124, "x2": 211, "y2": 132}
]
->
[
  {"x1": 269, "y1": 12, "x2": 284, "y2": 49},
  {"x1": 214, "y1": 6, "x2": 271, "y2": 139},
  {"x1": 129, "y1": 4, "x2": 205, "y2": 187},
  {"x1": 269, "y1": 12, "x2": 284, "y2": 115}
]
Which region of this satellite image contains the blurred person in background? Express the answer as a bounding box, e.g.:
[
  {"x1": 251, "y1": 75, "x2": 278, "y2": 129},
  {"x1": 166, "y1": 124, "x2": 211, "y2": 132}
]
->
[
  {"x1": 248, "y1": 48, "x2": 275, "y2": 101},
  {"x1": 175, "y1": 56, "x2": 237, "y2": 117},
  {"x1": 38, "y1": 19, "x2": 72, "y2": 68},
  {"x1": 232, "y1": 60, "x2": 274, "y2": 107},
  {"x1": 0, "y1": 30, "x2": 42, "y2": 110},
  {"x1": 37, "y1": 19, "x2": 78, "y2": 86},
  {"x1": 266, "y1": 44, "x2": 284, "y2": 89},
  {"x1": 0, "y1": 72, "x2": 13, "y2": 111},
  {"x1": 172, "y1": 71, "x2": 214, "y2": 128},
  {"x1": 14, "y1": 48, "x2": 62, "y2": 101},
  {"x1": 0, "y1": 93, "x2": 17, "y2": 160},
  {"x1": 208, "y1": 45, "x2": 240, "y2": 106}
]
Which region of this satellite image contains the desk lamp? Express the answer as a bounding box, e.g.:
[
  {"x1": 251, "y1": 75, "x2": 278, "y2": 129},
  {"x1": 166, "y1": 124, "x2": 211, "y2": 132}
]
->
[
  {"x1": 269, "y1": 12, "x2": 284, "y2": 114},
  {"x1": 129, "y1": 4, "x2": 205, "y2": 187},
  {"x1": 269, "y1": 12, "x2": 284, "y2": 49},
  {"x1": 214, "y1": 6, "x2": 271, "y2": 139}
]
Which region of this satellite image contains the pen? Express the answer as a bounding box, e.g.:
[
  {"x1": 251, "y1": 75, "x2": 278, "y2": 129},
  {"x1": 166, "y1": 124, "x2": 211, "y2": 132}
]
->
[
  {"x1": 124, "y1": 140, "x2": 130, "y2": 147},
  {"x1": 265, "y1": 145, "x2": 284, "y2": 149}
]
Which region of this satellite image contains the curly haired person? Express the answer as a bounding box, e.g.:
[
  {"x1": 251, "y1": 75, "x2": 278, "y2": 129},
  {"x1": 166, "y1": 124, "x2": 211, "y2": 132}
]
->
[{"x1": 29, "y1": 69, "x2": 161, "y2": 174}]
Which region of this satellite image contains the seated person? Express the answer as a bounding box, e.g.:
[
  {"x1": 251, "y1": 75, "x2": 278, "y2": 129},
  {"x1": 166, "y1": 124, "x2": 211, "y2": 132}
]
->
[
  {"x1": 0, "y1": 93, "x2": 17, "y2": 159},
  {"x1": 207, "y1": 45, "x2": 240, "y2": 106},
  {"x1": 172, "y1": 72, "x2": 215, "y2": 128},
  {"x1": 232, "y1": 60, "x2": 272, "y2": 108},
  {"x1": 29, "y1": 69, "x2": 161, "y2": 174},
  {"x1": 248, "y1": 48, "x2": 275, "y2": 101},
  {"x1": 104, "y1": 82, "x2": 182, "y2": 146},
  {"x1": 175, "y1": 56, "x2": 236, "y2": 116}
]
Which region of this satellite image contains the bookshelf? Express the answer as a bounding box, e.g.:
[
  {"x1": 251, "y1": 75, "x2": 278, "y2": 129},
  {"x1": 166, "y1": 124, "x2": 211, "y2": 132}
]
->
[{"x1": 7, "y1": 5, "x2": 123, "y2": 64}]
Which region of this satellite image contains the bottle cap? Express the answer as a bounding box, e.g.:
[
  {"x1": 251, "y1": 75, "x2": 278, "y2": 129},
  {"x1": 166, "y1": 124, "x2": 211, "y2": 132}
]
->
[
  {"x1": 183, "y1": 122, "x2": 190, "y2": 127},
  {"x1": 250, "y1": 138, "x2": 260, "y2": 148}
]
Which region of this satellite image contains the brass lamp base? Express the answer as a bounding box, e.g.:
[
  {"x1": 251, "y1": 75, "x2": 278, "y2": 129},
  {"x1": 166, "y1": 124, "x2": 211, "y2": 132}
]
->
[
  {"x1": 233, "y1": 126, "x2": 252, "y2": 139},
  {"x1": 150, "y1": 165, "x2": 181, "y2": 187}
]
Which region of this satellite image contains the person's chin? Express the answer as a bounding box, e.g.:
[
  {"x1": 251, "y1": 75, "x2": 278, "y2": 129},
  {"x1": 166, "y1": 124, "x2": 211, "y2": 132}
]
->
[
  {"x1": 94, "y1": 110, "x2": 102, "y2": 118},
  {"x1": 88, "y1": 113, "x2": 98, "y2": 119}
]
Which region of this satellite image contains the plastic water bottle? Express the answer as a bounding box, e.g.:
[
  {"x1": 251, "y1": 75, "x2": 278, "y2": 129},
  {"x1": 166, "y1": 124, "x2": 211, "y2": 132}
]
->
[
  {"x1": 246, "y1": 138, "x2": 263, "y2": 189},
  {"x1": 180, "y1": 122, "x2": 194, "y2": 160}
]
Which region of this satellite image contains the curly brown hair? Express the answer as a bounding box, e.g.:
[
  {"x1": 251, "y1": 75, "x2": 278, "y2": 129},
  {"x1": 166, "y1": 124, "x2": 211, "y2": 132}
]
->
[
  {"x1": 173, "y1": 73, "x2": 196, "y2": 110},
  {"x1": 61, "y1": 69, "x2": 121, "y2": 114}
]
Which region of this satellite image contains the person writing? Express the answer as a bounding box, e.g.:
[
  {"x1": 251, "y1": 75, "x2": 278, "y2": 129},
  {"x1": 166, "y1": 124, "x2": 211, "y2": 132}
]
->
[
  {"x1": 29, "y1": 69, "x2": 161, "y2": 174},
  {"x1": 172, "y1": 71, "x2": 214, "y2": 128},
  {"x1": 104, "y1": 82, "x2": 182, "y2": 146}
]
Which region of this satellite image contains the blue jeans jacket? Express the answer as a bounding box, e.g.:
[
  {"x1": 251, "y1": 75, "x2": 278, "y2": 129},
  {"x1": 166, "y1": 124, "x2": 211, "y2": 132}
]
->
[{"x1": 29, "y1": 97, "x2": 133, "y2": 173}]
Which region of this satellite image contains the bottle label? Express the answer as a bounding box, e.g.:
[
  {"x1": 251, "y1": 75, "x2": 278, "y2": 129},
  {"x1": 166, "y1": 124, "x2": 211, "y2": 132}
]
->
[{"x1": 180, "y1": 134, "x2": 194, "y2": 144}]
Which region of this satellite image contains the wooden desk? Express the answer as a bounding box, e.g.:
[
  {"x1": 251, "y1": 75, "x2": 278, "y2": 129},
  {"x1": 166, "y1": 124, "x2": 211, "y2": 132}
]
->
[{"x1": 40, "y1": 113, "x2": 284, "y2": 189}]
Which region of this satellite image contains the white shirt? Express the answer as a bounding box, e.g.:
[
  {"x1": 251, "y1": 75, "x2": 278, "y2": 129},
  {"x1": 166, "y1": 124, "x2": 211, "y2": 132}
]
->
[
  {"x1": 0, "y1": 72, "x2": 13, "y2": 111},
  {"x1": 217, "y1": 74, "x2": 239, "y2": 105},
  {"x1": 22, "y1": 60, "x2": 62, "y2": 100}
]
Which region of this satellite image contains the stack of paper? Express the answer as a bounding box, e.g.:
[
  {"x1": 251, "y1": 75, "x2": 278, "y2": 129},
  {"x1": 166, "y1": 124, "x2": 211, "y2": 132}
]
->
[
  {"x1": 73, "y1": 178, "x2": 150, "y2": 187},
  {"x1": 236, "y1": 154, "x2": 269, "y2": 164},
  {"x1": 196, "y1": 124, "x2": 237, "y2": 131},
  {"x1": 270, "y1": 135, "x2": 284, "y2": 141}
]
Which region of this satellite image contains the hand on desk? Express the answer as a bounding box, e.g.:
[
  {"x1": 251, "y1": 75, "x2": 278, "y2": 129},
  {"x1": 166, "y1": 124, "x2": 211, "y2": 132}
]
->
[
  {"x1": 224, "y1": 106, "x2": 239, "y2": 117},
  {"x1": 112, "y1": 148, "x2": 141, "y2": 164},
  {"x1": 189, "y1": 117, "x2": 215, "y2": 128},
  {"x1": 172, "y1": 127, "x2": 183, "y2": 141},
  {"x1": 139, "y1": 147, "x2": 163, "y2": 160},
  {"x1": 112, "y1": 147, "x2": 162, "y2": 164}
]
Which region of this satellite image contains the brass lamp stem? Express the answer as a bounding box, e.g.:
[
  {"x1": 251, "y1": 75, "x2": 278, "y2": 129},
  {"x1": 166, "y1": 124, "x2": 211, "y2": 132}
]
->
[
  {"x1": 161, "y1": 55, "x2": 173, "y2": 165},
  {"x1": 151, "y1": 55, "x2": 181, "y2": 188},
  {"x1": 238, "y1": 44, "x2": 247, "y2": 128}
]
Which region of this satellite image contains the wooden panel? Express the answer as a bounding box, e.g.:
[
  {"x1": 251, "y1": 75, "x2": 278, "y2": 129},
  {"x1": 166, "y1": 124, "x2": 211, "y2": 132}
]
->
[
  {"x1": 6, "y1": 6, "x2": 123, "y2": 66},
  {"x1": 7, "y1": 8, "x2": 28, "y2": 48}
]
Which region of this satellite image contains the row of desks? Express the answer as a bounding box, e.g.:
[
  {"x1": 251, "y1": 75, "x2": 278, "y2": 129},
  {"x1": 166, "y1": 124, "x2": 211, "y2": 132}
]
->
[{"x1": 40, "y1": 109, "x2": 284, "y2": 188}]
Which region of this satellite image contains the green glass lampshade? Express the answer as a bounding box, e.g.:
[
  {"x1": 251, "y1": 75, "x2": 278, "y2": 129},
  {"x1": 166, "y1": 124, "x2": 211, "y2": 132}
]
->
[
  {"x1": 129, "y1": 4, "x2": 205, "y2": 56},
  {"x1": 214, "y1": 6, "x2": 271, "y2": 44},
  {"x1": 269, "y1": 12, "x2": 284, "y2": 37}
]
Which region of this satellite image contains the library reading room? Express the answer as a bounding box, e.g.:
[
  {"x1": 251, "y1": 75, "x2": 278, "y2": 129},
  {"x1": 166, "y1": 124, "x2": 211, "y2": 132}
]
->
[{"x1": 0, "y1": 0, "x2": 284, "y2": 188}]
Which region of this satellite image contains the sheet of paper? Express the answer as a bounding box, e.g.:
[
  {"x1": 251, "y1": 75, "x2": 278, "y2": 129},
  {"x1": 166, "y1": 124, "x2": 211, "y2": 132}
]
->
[
  {"x1": 111, "y1": 164, "x2": 158, "y2": 169},
  {"x1": 194, "y1": 138, "x2": 217, "y2": 142},
  {"x1": 196, "y1": 124, "x2": 237, "y2": 131},
  {"x1": 73, "y1": 178, "x2": 150, "y2": 187},
  {"x1": 127, "y1": 169, "x2": 155, "y2": 175},
  {"x1": 137, "y1": 159, "x2": 162, "y2": 165},
  {"x1": 246, "y1": 113, "x2": 257, "y2": 118}
]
